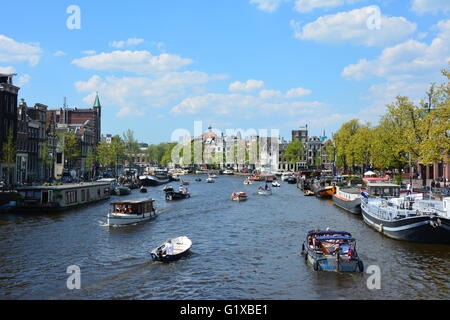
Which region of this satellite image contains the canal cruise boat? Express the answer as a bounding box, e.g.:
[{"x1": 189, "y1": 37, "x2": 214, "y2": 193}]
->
[
  {"x1": 361, "y1": 183, "x2": 450, "y2": 243},
  {"x1": 107, "y1": 199, "x2": 156, "y2": 226},
  {"x1": 302, "y1": 230, "x2": 364, "y2": 272},
  {"x1": 14, "y1": 182, "x2": 111, "y2": 213}
]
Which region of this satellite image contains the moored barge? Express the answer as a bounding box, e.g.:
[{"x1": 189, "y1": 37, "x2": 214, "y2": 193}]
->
[{"x1": 14, "y1": 182, "x2": 111, "y2": 213}]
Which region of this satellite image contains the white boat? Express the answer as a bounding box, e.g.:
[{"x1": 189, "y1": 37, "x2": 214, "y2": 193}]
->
[
  {"x1": 243, "y1": 179, "x2": 253, "y2": 185},
  {"x1": 206, "y1": 176, "x2": 215, "y2": 183},
  {"x1": 223, "y1": 170, "x2": 234, "y2": 175},
  {"x1": 150, "y1": 236, "x2": 192, "y2": 262},
  {"x1": 107, "y1": 199, "x2": 156, "y2": 226},
  {"x1": 272, "y1": 181, "x2": 281, "y2": 187}
]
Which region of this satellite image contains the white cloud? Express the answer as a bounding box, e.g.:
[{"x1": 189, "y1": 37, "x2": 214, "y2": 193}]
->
[
  {"x1": 172, "y1": 86, "x2": 320, "y2": 117},
  {"x1": 294, "y1": 0, "x2": 363, "y2": 13},
  {"x1": 17, "y1": 74, "x2": 31, "y2": 86},
  {"x1": 229, "y1": 79, "x2": 265, "y2": 92},
  {"x1": 286, "y1": 87, "x2": 312, "y2": 98},
  {"x1": 250, "y1": 0, "x2": 287, "y2": 12},
  {"x1": 0, "y1": 35, "x2": 42, "y2": 66},
  {"x1": 291, "y1": 6, "x2": 417, "y2": 47},
  {"x1": 71, "y1": 50, "x2": 193, "y2": 75},
  {"x1": 53, "y1": 51, "x2": 67, "y2": 57},
  {"x1": 0, "y1": 66, "x2": 15, "y2": 74},
  {"x1": 75, "y1": 71, "x2": 226, "y2": 117},
  {"x1": 259, "y1": 89, "x2": 283, "y2": 99},
  {"x1": 82, "y1": 50, "x2": 97, "y2": 55},
  {"x1": 342, "y1": 19, "x2": 450, "y2": 81},
  {"x1": 109, "y1": 38, "x2": 144, "y2": 48},
  {"x1": 412, "y1": 0, "x2": 450, "y2": 14}
]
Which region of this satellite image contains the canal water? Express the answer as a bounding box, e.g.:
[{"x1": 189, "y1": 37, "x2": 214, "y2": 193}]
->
[{"x1": 0, "y1": 176, "x2": 448, "y2": 300}]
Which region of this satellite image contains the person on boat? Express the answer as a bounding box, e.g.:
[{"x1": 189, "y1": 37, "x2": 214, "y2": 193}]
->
[{"x1": 166, "y1": 241, "x2": 174, "y2": 256}]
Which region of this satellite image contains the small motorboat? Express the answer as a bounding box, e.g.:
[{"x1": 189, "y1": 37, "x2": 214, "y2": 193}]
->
[
  {"x1": 304, "y1": 190, "x2": 315, "y2": 197},
  {"x1": 114, "y1": 186, "x2": 132, "y2": 196},
  {"x1": 231, "y1": 192, "x2": 248, "y2": 202},
  {"x1": 195, "y1": 178, "x2": 202, "y2": 182},
  {"x1": 140, "y1": 186, "x2": 148, "y2": 193},
  {"x1": 164, "y1": 186, "x2": 191, "y2": 201},
  {"x1": 301, "y1": 230, "x2": 364, "y2": 272},
  {"x1": 181, "y1": 180, "x2": 190, "y2": 186},
  {"x1": 150, "y1": 236, "x2": 192, "y2": 262},
  {"x1": 210, "y1": 174, "x2": 218, "y2": 179},
  {"x1": 287, "y1": 176, "x2": 297, "y2": 184},
  {"x1": 257, "y1": 187, "x2": 272, "y2": 196},
  {"x1": 272, "y1": 181, "x2": 281, "y2": 188},
  {"x1": 243, "y1": 179, "x2": 253, "y2": 185},
  {"x1": 107, "y1": 199, "x2": 156, "y2": 226},
  {"x1": 206, "y1": 177, "x2": 215, "y2": 183}
]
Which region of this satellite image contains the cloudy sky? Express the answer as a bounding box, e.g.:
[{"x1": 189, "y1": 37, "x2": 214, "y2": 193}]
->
[{"x1": 1, "y1": 0, "x2": 449, "y2": 143}]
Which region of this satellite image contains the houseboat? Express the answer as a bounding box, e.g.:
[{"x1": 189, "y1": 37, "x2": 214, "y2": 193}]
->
[
  {"x1": 333, "y1": 186, "x2": 362, "y2": 214},
  {"x1": 361, "y1": 183, "x2": 450, "y2": 243},
  {"x1": 14, "y1": 182, "x2": 111, "y2": 213}
]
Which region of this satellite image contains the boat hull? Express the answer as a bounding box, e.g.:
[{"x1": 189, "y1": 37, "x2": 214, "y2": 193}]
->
[
  {"x1": 140, "y1": 176, "x2": 172, "y2": 187},
  {"x1": 361, "y1": 203, "x2": 450, "y2": 243},
  {"x1": 306, "y1": 253, "x2": 361, "y2": 272},
  {"x1": 107, "y1": 211, "x2": 156, "y2": 226},
  {"x1": 333, "y1": 194, "x2": 361, "y2": 214},
  {"x1": 150, "y1": 249, "x2": 191, "y2": 262}
]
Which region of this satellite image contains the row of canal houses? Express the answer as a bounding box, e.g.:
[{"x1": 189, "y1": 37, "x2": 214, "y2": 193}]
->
[{"x1": 0, "y1": 73, "x2": 102, "y2": 185}]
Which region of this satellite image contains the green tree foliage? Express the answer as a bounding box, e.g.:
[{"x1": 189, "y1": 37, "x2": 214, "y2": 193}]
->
[
  {"x1": 63, "y1": 130, "x2": 80, "y2": 169},
  {"x1": 284, "y1": 140, "x2": 304, "y2": 164},
  {"x1": 123, "y1": 129, "x2": 140, "y2": 165}
]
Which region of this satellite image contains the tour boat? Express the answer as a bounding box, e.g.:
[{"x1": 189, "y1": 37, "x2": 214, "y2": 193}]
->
[
  {"x1": 163, "y1": 186, "x2": 191, "y2": 201},
  {"x1": 231, "y1": 192, "x2": 248, "y2": 202},
  {"x1": 15, "y1": 182, "x2": 111, "y2": 213},
  {"x1": 107, "y1": 199, "x2": 156, "y2": 226},
  {"x1": 361, "y1": 183, "x2": 450, "y2": 243},
  {"x1": 333, "y1": 186, "x2": 362, "y2": 214},
  {"x1": 302, "y1": 230, "x2": 364, "y2": 272},
  {"x1": 150, "y1": 236, "x2": 192, "y2": 262}
]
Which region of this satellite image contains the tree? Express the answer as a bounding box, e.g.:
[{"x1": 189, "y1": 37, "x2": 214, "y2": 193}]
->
[
  {"x1": 1, "y1": 127, "x2": 16, "y2": 185},
  {"x1": 39, "y1": 141, "x2": 54, "y2": 180},
  {"x1": 284, "y1": 140, "x2": 304, "y2": 165},
  {"x1": 63, "y1": 130, "x2": 80, "y2": 170},
  {"x1": 123, "y1": 129, "x2": 140, "y2": 166},
  {"x1": 334, "y1": 119, "x2": 361, "y2": 172},
  {"x1": 348, "y1": 124, "x2": 374, "y2": 173}
]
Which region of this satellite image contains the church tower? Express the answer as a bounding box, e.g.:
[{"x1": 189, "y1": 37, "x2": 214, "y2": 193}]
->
[{"x1": 93, "y1": 92, "x2": 101, "y2": 144}]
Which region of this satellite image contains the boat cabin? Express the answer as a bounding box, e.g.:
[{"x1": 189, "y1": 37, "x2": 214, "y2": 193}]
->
[
  {"x1": 111, "y1": 199, "x2": 155, "y2": 215},
  {"x1": 366, "y1": 183, "x2": 400, "y2": 198}
]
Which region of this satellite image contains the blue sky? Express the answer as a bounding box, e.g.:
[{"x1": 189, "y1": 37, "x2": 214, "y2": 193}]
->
[{"x1": 1, "y1": 0, "x2": 449, "y2": 144}]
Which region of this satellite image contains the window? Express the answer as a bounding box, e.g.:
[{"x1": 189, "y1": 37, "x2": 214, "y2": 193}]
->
[
  {"x1": 57, "y1": 153, "x2": 62, "y2": 164},
  {"x1": 81, "y1": 189, "x2": 85, "y2": 202},
  {"x1": 65, "y1": 191, "x2": 78, "y2": 205}
]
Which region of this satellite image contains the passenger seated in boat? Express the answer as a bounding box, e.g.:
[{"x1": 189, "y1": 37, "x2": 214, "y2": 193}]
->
[{"x1": 166, "y1": 241, "x2": 174, "y2": 255}]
